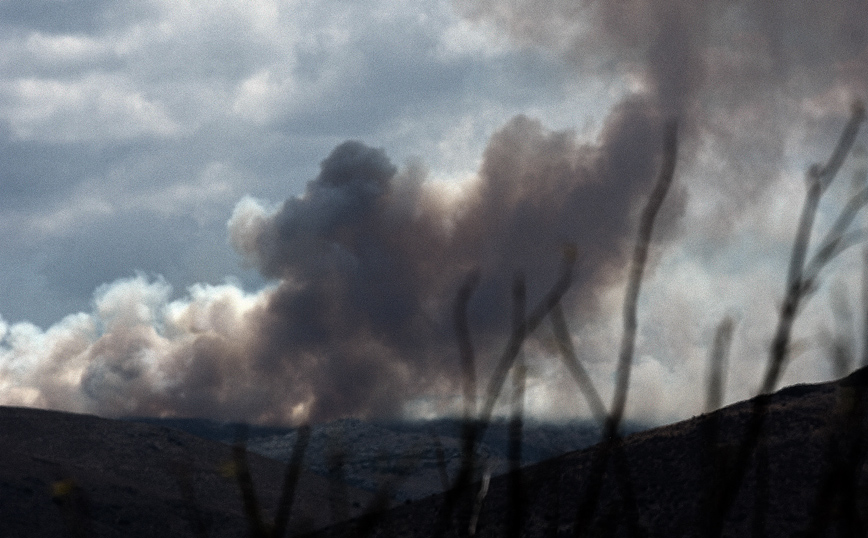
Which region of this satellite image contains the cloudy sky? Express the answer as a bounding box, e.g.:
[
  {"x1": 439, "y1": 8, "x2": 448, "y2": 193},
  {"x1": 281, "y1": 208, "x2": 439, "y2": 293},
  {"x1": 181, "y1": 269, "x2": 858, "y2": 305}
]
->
[{"x1": 1, "y1": 0, "x2": 867, "y2": 425}]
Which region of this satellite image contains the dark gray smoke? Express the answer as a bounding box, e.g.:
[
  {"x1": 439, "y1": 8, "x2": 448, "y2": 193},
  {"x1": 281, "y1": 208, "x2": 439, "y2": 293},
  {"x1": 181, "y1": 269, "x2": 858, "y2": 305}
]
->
[
  {"x1": 199, "y1": 0, "x2": 867, "y2": 422},
  {"x1": 215, "y1": 96, "x2": 682, "y2": 423}
]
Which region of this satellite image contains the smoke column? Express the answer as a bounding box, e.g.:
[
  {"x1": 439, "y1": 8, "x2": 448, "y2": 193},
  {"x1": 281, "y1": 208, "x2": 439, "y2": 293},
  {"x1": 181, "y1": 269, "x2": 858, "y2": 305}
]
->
[{"x1": 0, "y1": 96, "x2": 680, "y2": 424}]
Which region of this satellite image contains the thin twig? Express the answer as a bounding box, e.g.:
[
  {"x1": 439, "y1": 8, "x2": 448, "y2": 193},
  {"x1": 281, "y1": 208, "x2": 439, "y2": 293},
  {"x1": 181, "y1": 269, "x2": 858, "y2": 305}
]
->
[
  {"x1": 272, "y1": 424, "x2": 311, "y2": 538},
  {"x1": 710, "y1": 102, "x2": 866, "y2": 536},
  {"x1": 434, "y1": 273, "x2": 483, "y2": 538},
  {"x1": 816, "y1": 101, "x2": 867, "y2": 192},
  {"x1": 606, "y1": 119, "x2": 679, "y2": 440},
  {"x1": 232, "y1": 426, "x2": 269, "y2": 538},
  {"x1": 862, "y1": 246, "x2": 868, "y2": 367},
  {"x1": 326, "y1": 430, "x2": 348, "y2": 526},
  {"x1": 507, "y1": 273, "x2": 527, "y2": 538},
  {"x1": 700, "y1": 317, "x2": 735, "y2": 538},
  {"x1": 477, "y1": 247, "x2": 577, "y2": 436},
  {"x1": 549, "y1": 303, "x2": 608, "y2": 425},
  {"x1": 706, "y1": 317, "x2": 736, "y2": 414},
  {"x1": 428, "y1": 427, "x2": 451, "y2": 492},
  {"x1": 457, "y1": 271, "x2": 481, "y2": 422},
  {"x1": 801, "y1": 185, "x2": 868, "y2": 293},
  {"x1": 573, "y1": 120, "x2": 678, "y2": 537},
  {"x1": 439, "y1": 254, "x2": 575, "y2": 537},
  {"x1": 552, "y1": 301, "x2": 646, "y2": 537}
]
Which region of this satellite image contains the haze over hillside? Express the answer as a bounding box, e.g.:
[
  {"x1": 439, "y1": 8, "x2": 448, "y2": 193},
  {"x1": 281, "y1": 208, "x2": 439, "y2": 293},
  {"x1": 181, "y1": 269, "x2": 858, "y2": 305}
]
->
[{"x1": 1, "y1": 2, "x2": 868, "y2": 535}]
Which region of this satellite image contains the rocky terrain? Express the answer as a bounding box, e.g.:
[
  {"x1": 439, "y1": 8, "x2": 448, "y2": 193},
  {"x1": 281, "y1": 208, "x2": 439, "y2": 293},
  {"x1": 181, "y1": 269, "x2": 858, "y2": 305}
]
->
[{"x1": 0, "y1": 405, "x2": 642, "y2": 537}]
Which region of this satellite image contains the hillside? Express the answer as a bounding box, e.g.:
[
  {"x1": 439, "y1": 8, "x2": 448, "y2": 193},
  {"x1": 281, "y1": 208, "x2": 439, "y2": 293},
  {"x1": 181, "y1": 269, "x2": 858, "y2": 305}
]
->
[
  {"x1": 309, "y1": 368, "x2": 868, "y2": 538},
  {"x1": 3, "y1": 368, "x2": 866, "y2": 537},
  {"x1": 0, "y1": 406, "x2": 374, "y2": 537}
]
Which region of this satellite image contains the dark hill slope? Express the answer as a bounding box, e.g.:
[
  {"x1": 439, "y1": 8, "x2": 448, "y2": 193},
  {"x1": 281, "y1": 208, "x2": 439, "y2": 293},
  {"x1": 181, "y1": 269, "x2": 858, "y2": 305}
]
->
[
  {"x1": 310, "y1": 369, "x2": 868, "y2": 538},
  {"x1": 0, "y1": 406, "x2": 373, "y2": 538}
]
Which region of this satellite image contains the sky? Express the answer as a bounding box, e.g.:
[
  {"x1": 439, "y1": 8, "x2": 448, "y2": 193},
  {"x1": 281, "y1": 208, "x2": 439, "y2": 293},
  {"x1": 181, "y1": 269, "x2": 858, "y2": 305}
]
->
[{"x1": 1, "y1": 0, "x2": 867, "y2": 426}]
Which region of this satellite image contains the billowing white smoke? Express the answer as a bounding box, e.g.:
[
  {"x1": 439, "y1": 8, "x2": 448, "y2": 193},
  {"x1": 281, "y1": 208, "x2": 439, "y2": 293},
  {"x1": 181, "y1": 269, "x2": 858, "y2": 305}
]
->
[{"x1": 0, "y1": 275, "x2": 276, "y2": 421}]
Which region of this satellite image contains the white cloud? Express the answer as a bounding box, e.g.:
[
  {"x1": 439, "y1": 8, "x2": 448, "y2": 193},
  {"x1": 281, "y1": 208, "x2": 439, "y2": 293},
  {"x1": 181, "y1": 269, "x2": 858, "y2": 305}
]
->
[
  {"x1": 0, "y1": 273, "x2": 272, "y2": 416},
  {"x1": 24, "y1": 32, "x2": 110, "y2": 65},
  {"x1": 231, "y1": 69, "x2": 292, "y2": 124},
  {"x1": 227, "y1": 195, "x2": 277, "y2": 266},
  {"x1": 2, "y1": 74, "x2": 181, "y2": 141}
]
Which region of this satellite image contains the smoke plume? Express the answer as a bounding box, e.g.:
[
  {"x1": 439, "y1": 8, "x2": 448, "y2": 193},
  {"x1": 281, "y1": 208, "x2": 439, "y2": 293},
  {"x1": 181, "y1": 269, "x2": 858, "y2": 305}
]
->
[
  {"x1": 0, "y1": 97, "x2": 681, "y2": 424},
  {"x1": 6, "y1": 2, "x2": 862, "y2": 424}
]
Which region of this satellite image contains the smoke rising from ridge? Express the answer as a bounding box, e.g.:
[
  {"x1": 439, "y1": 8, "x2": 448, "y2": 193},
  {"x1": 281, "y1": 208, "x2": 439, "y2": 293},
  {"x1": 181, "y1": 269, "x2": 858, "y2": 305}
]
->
[{"x1": 0, "y1": 97, "x2": 681, "y2": 424}]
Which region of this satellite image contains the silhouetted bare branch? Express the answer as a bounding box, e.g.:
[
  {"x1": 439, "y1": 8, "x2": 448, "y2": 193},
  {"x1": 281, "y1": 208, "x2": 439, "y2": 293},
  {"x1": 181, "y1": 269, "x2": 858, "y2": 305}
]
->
[
  {"x1": 232, "y1": 427, "x2": 268, "y2": 538},
  {"x1": 549, "y1": 302, "x2": 607, "y2": 425},
  {"x1": 507, "y1": 273, "x2": 527, "y2": 538},
  {"x1": 574, "y1": 120, "x2": 678, "y2": 538},
  {"x1": 478, "y1": 247, "x2": 577, "y2": 433},
  {"x1": 273, "y1": 424, "x2": 311, "y2": 538},
  {"x1": 606, "y1": 119, "x2": 679, "y2": 440},
  {"x1": 706, "y1": 317, "x2": 736, "y2": 414},
  {"x1": 711, "y1": 101, "x2": 866, "y2": 537}
]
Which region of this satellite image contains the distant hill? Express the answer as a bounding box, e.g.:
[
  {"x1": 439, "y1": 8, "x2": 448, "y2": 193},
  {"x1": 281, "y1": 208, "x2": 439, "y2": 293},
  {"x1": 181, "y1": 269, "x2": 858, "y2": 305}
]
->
[{"x1": 127, "y1": 416, "x2": 648, "y2": 501}]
